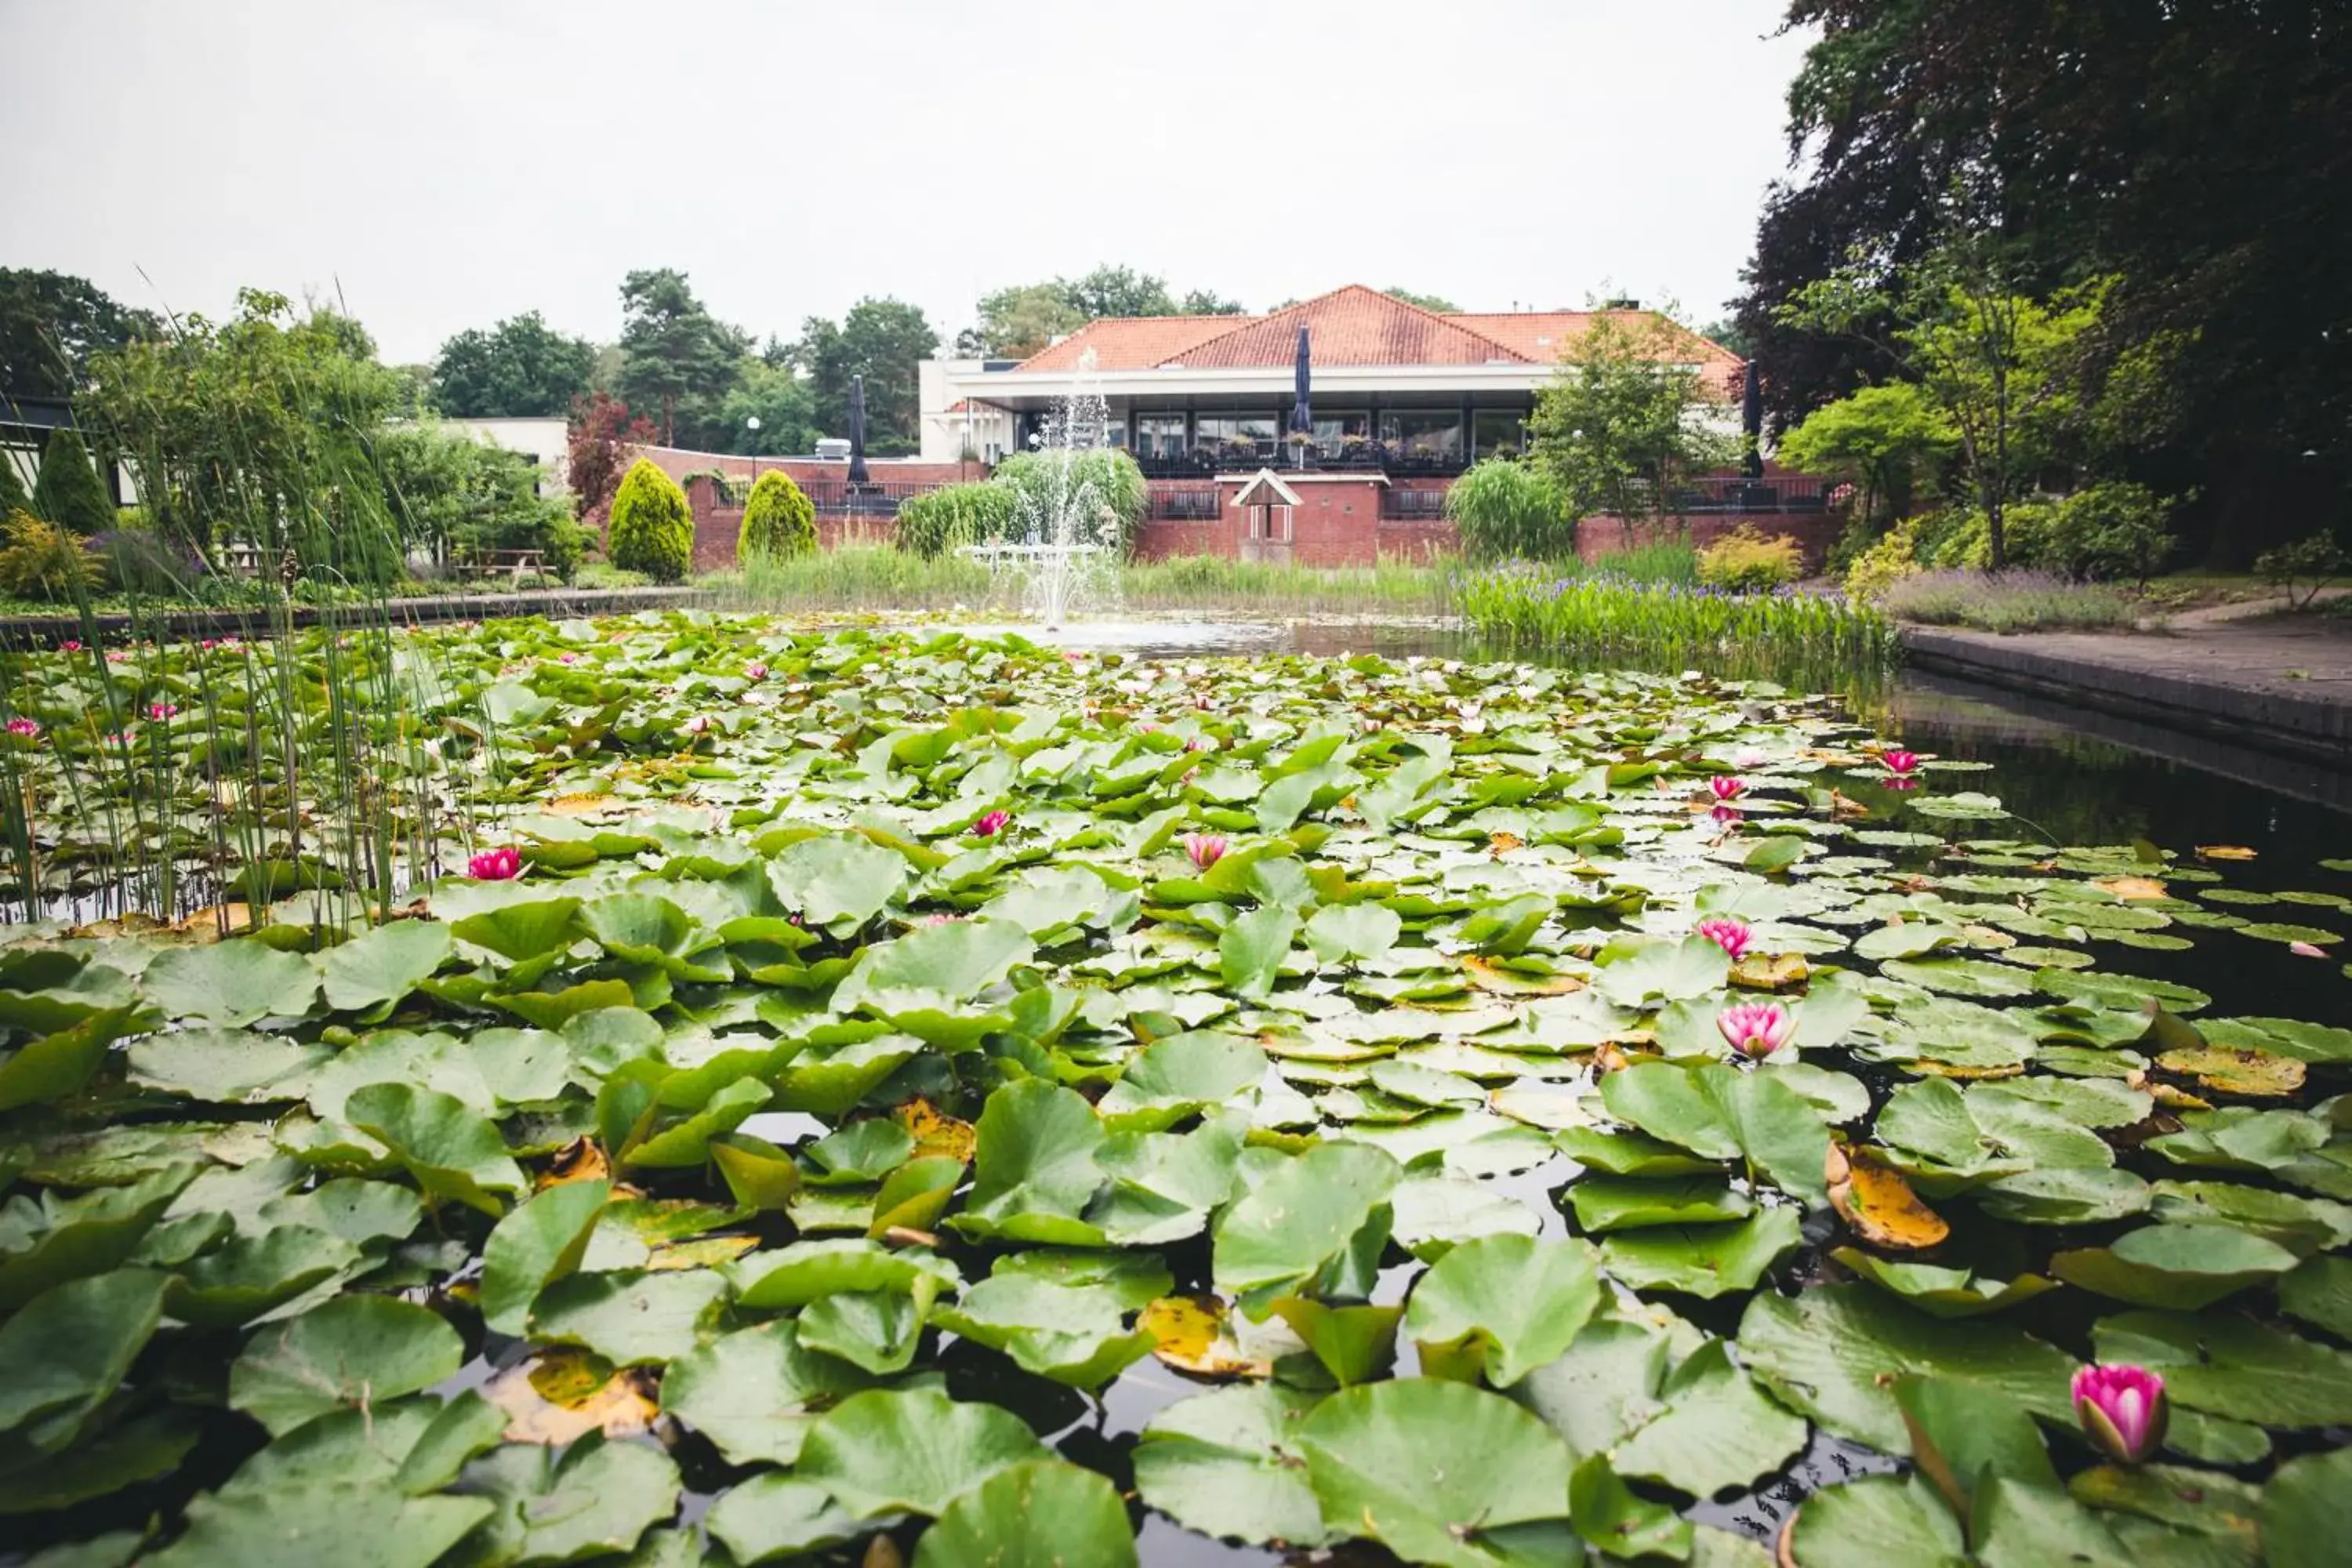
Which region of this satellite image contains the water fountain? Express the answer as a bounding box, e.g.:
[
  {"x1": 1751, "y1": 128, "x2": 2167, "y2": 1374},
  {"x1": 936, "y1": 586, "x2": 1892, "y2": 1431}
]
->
[{"x1": 968, "y1": 350, "x2": 1123, "y2": 632}]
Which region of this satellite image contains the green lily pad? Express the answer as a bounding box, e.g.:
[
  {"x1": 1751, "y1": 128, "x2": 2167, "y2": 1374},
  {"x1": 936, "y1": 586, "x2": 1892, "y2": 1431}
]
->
[
  {"x1": 1132, "y1": 1385, "x2": 1328, "y2": 1548},
  {"x1": 1403, "y1": 1233, "x2": 1602, "y2": 1387},
  {"x1": 230, "y1": 1294, "x2": 465, "y2": 1436},
  {"x1": 1296, "y1": 1378, "x2": 1573, "y2": 1568},
  {"x1": 659, "y1": 1319, "x2": 881, "y2": 1467},
  {"x1": 798, "y1": 1387, "x2": 1050, "y2": 1519}
]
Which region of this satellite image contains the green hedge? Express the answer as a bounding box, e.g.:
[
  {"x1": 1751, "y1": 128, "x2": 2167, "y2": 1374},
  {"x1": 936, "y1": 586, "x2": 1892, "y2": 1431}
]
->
[
  {"x1": 739, "y1": 470, "x2": 816, "y2": 564},
  {"x1": 607, "y1": 459, "x2": 693, "y2": 582},
  {"x1": 31, "y1": 429, "x2": 115, "y2": 535}
]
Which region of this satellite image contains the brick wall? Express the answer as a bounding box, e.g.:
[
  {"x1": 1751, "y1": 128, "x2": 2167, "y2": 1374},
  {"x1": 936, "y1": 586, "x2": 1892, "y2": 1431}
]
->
[{"x1": 683, "y1": 477, "x2": 900, "y2": 569}]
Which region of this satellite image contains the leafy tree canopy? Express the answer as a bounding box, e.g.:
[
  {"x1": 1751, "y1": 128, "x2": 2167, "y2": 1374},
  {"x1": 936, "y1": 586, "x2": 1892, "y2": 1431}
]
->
[
  {"x1": 616, "y1": 270, "x2": 750, "y2": 447},
  {"x1": 1775, "y1": 379, "x2": 1954, "y2": 529},
  {"x1": 1736, "y1": 0, "x2": 2352, "y2": 552},
  {"x1": 0, "y1": 269, "x2": 159, "y2": 401},
  {"x1": 793, "y1": 298, "x2": 938, "y2": 452},
  {"x1": 956, "y1": 270, "x2": 1248, "y2": 358},
  {"x1": 432, "y1": 310, "x2": 596, "y2": 419},
  {"x1": 1526, "y1": 310, "x2": 1739, "y2": 524},
  {"x1": 1383, "y1": 288, "x2": 1461, "y2": 314}
]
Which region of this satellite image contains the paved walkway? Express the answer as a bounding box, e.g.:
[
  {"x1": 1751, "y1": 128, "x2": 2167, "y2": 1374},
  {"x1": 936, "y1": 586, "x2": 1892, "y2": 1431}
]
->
[{"x1": 1901, "y1": 610, "x2": 2352, "y2": 768}]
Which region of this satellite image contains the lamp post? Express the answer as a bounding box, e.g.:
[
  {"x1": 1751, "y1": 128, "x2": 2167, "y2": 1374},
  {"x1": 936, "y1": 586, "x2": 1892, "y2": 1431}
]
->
[{"x1": 746, "y1": 415, "x2": 760, "y2": 488}]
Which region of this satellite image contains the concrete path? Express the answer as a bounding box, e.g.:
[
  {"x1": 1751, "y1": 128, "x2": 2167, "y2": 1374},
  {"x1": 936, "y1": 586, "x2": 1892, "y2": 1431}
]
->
[{"x1": 1901, "y1": 611, "x2": 2352, "y2": 768}]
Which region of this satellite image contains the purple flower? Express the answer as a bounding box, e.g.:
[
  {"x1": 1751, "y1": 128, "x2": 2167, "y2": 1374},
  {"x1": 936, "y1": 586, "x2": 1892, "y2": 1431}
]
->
[{"x1": 2073, "y1": 1364, "x2": 2166, "y2": 1465}]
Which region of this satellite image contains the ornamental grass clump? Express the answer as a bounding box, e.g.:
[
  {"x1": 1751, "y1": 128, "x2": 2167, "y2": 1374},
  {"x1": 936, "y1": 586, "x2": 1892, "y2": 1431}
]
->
[
  {"x1": 1696, "y1": 524, "x2": 1806, "y2": 593},
  {"x1": 606, "y1": 459, "x2": 694, "y2": 583},
  {"x1": 1873, "y1": 568, "x2": 2141, "y2": 632},
  {"x1": 1457, "y1": 564, "x2": 1894, "y2": 680}
]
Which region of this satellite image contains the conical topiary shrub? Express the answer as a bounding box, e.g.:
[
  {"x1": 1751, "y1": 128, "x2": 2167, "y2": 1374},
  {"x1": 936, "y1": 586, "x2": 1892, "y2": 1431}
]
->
[
  {"x1": 30, "y1": 429, "x2": 115, "y2": 535},
  {"x1": 0, "y1": 450, "x2": 32, "y2": 521},
  {"x1": 607, "y1": 458, "x2": 694, "y2": 583},
  {"x1": 737, "y1": 470, "x2": 817, "y2": 565}
]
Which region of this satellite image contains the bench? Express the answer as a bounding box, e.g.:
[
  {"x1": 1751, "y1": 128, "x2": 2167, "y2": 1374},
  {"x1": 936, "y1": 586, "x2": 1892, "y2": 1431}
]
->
[{"x1": 456, "y1": 549, "x2": 546, "y2": 586}]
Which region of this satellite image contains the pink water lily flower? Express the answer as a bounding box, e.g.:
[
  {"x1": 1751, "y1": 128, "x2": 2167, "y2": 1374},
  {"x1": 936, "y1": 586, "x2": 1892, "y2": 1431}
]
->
[
  {"x1": 1709, "y1": 775, "x2": 1746, "y2": 802},
  {"x1": 972, "y1": 809, "x2": 1011, "y2": 838},
  {"x1": 1882, "y1": 749, "x2": 1921, "y2": 775},
  {"x1": 1734, "y1": 747, "x2": 1770, "y2": 770},
  {"x1": 1694, "y1": 916, "x2": 1753, "y2": 962},
  {"x1": 1185, "y1": 833, "x2": 1228, "y2": 870},
  {"x1": 106, "y1": 651, "x2": 129, "y2": 664},
  {"x1": 468, "y1": 846, "x2": 523, "y2": 880},
  {"x1": 59, "y1": 640, "x2": 82, "y2": 652},
  {"x1": 147, "y1": 702, "x2": 178, "y2": 722},
  {"x1": 745, "y1": 662, "x2": 768, "y2": 681},
  {"x1": 2073, "y1": 1364, "x2": 2166, "y2": 1465},
  {"x1": 5, "y1": 717, "x2": 40, "y2": 738},
  {"x1": 682, "y1": 714, "x2": 712, "y2": 735},
  {"x1": 557, "y1": 652, "x2": 579, "y2": 665},
  {"x1": 2291, "y1": 941, "x2": 2328, "y2": 959},
  {"x1": 1718, "y1": 999, "x2": 1796, "y2": 1060},
  {"x1": 1184, "y1": 735, "x2": 1212, "y2": 753}
]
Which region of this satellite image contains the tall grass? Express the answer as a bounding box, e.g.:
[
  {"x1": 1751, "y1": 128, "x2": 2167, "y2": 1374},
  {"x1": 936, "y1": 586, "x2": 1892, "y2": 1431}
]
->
[
  {"x1": 1119, "y1": 555, "x2": 1457, "y2": 616},
  {"x1": 1458, "y1": 562, "x2": 1896, "y2": 682},
  {"x1": 0, "y1": 302, "x2": 485, "y2": 930},
  {"x1": 700, "y1": 546, "x2": 995, "y2": 614}
]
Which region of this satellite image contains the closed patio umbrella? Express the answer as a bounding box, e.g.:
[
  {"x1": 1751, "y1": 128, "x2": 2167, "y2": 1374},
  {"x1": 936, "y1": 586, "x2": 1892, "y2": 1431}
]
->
[
  {"x1": 1289, "y1": 328, "x2": 1314, "y2": 464},
  {"x1": 848, "y1": 375, "x2": 870, "y2": 485}
]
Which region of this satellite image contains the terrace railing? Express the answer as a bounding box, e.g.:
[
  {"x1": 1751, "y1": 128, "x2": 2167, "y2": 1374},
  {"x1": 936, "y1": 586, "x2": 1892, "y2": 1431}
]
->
[
  {"x1": 1132, "y1": 442, "x2": 1474, "y2": 480},
  {"x1": 796, "y1": 480, "x2": 946, "y2": 516},
  {"x1": 1377, "y1": 488, "x2": 1450, "y2": 521},
  {"x1": 1148, "y1": 483, "x2": 1223, "y2": 521},
  {"x1": 1667, "y1": 476, "x2": 1828, "y2": 514}
]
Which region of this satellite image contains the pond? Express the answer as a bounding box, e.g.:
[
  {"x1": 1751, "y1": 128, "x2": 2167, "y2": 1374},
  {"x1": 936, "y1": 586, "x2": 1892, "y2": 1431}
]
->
[{"x1": 2, "y1": 614, "x2": 2348, "y2": 1567}]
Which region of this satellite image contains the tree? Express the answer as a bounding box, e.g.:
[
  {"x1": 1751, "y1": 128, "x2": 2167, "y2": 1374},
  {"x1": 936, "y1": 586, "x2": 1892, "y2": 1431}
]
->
[
  {"x1": 29, "y1": 428, "x2": 114, "y2": 534},
  {"x1": 0, "y1": 270, "x2": 158, "y2": 400},
  {"x1": 1776, "y1": 381, "x2": 1955, "y2": 533},
  {"x1": 615, "y1": 270, "x2": 750, "y2": 446},
  {"x1": 691, "y1": 357, "x2": 819, "y2": 456},
  {"x1": 376, "y1": 419, "x2": 579, "y2": 577},
  {"x1": 1526, "y1": 312, "x2": 1740, "y2": 526},
  {"x1": 793, "y1": 299, "x2": 938, "y2": 451},
  {"x1": 431, "y1": 310, "x2": 596, "y2": 418},
  {"x1": 1736, "y1": 1, "x2": 2352, "y2": 559},
  {"x1": 960, "y1": 284, "x2": 1086, "y2": 360},
  {"x1": 1179, "y1": 288, "x2": 1249, "y2": 316},
  {"x1": 1056, "y1": 266, "x2": 1177, "y2": 320},
  {"x1": 565, "y1": 393, "x2": 656, "y2": 523},
  {"x1": 82, "y1": 289, "x2": 404, "y2": 568},
  {"x1": 738, "y1": 470, "x2": 816, "y2": 564},
  {"x1": 0, "y1": 450, "x2": 32, "y2": 520},
  {"x1": 1384, "y1": 288, "x2": 1461, "y2": 314},
  {"x1": 1783, "y1": 249, "x2": 2108, "y2": 569},
  {"x1": 605, "y1": 458, "x2": 693, "y2": 582}
]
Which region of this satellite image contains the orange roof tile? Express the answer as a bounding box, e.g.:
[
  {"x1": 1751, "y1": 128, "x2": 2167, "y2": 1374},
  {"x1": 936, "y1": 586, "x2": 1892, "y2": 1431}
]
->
[
  {"x1": 1015, "y1": 315, "x2": 1246, "y2": 372},
  {"x1": 1008, "y1": 287, "x2": 1743, "y2": 393}
]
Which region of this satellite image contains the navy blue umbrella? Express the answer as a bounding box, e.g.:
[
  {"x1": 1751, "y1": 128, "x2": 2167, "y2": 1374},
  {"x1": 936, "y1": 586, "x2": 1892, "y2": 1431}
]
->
[
  {"x1": 1288, "y1": 327, "x2": 1312, "y2": 467},
  {"x1": 848, "y1": 375, "x2": 870, "y2": 485}
]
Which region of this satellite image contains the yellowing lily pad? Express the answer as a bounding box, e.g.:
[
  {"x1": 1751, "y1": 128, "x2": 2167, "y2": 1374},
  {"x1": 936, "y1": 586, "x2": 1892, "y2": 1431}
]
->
[
  {"x1": 1828, "y1": 1149, "x2": 1951, "y2": 1251},
  {"x1": 2156, "y1": 1044, "x2": 2307, "y2": 1098}
]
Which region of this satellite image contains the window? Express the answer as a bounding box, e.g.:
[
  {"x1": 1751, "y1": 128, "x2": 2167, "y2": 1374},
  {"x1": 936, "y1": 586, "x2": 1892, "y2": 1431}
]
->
[
  {"x1": 1379, "y1": 411, "x2": 1462, "y2": 459},
  {"x1": 1247, "y1": 503, "x2": 1294, "y2": 543},
  {"x1": 1134, "y1": 415, "x2": 1186, "y2": 459},
  {"x1": 1310, "y1": 412, "x2": 1371, "y2": 456},
  {"x1": 1472, "y1": 410, "x2": 1526, "y2": 459},
  {"x1": 1196, "y1": 414, "x2": 1277, "y2": 460}
]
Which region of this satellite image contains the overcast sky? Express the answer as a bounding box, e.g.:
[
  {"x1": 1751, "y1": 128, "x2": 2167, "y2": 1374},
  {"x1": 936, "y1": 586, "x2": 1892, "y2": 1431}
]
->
[{"x1": 0, "y1": 0, "x2": 1812, "y2": 364}]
